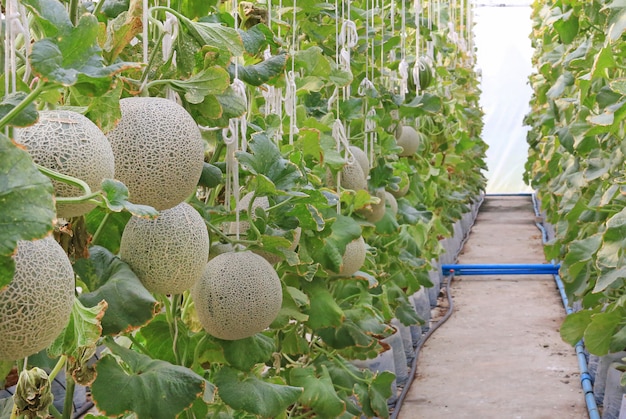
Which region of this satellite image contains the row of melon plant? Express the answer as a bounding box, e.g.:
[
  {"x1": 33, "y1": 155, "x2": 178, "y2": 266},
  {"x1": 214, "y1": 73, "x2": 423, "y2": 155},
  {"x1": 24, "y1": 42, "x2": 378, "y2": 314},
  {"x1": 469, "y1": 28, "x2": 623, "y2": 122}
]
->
[
  {"x1": 525, "y1": 0, "x2": 626, "y2": 357},
  {"x1": 0, "y1": 0, "x2": 485, "y2": 418}
]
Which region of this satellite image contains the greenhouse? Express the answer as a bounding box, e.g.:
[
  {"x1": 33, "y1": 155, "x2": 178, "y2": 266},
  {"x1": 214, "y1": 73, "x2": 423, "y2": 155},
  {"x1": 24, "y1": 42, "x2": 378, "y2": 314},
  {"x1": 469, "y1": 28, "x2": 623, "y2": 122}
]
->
[{"x1": 0, "y1": 0, "x2": 622, "y2": 418}]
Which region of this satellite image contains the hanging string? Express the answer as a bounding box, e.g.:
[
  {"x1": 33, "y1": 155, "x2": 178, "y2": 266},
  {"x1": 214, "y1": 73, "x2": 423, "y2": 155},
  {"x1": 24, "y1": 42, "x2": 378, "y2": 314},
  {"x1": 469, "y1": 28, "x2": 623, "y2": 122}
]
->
[
  {"x1": 412, "y1": 0, "x2": 421, "y2": 95},
  {"x1": 288, "y1": 0, "x2": 299, "y2": 144}
]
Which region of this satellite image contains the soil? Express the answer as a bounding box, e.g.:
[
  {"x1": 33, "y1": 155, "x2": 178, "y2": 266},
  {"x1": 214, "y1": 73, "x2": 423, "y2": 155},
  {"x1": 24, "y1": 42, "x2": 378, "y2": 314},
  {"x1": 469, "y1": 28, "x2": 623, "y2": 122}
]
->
[{"x1": 397, "y1": 195, "x2": 588, "y2": 419}]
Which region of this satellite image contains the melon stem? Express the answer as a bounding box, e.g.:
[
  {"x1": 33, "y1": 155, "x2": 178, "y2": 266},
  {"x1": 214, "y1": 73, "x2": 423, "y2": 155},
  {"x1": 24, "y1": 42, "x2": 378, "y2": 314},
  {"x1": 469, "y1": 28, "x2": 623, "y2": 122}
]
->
[
  {"x1": 35, "y1": 164, "x2": 93, "y2": 197},
  {"x1": 0, "y1": 81, "x2": 49, "y2": 131}
]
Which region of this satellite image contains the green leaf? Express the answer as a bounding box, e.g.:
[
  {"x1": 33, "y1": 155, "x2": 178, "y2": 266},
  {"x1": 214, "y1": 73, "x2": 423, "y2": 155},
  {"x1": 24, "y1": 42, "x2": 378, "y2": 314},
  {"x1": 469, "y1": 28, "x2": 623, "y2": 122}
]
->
[
  {"x1": 560, "y1": 309, "x2": 594, "y2": 346},
  {"x1": 29, "y1": 23, "x2": 135, "y2": 93},
  {"x1": 85, "y1": 208, "x2": 131, "y2": 254},
  {"x1": 100, "y1": 179, "x2": 158, "y2": 218},
  {"x1": 48, "y1": 298, "x2": 105, "y2": 356},
  {"x1": 354, "y1": 371, "x2": 394, "y2": 418},
  {"x1": 236, "y1": 132, "x2": 303, "y2": 191},
  {"x1": 565, "y1": 234, "x2": 602, "y2": 263},
  {"x1": 76, "y1": 246, "x2": 159, "y2": 335},
  {"x1": 48, "y1": 298, "x2": 106, "y2": 385},
  {"x1": 546, "y1": 72, "x2": 574, "y2": 99},
  {"x1": 92, "y1": 339, "x2": 210, "y2": 419},
  {"x1": 239, "y1": 24, "x2": 273, "y2": 55},
  {"x1": 303, "y1": 279, "x2": 345, "y2": 329},
  {"x1": 102, "y1": 1, "x2": 142, "y2": 63},
  {"x1": 162, "y1": 67, "x2": 231, "y2": 104},
  {"x1": 0, "y1": 92, "x2": 39, "y2": 127},
  {"x1": 215, "y1": 366, "x2": 302, "y2": 418},
  {"x1": 220, "y1": 334, "x2": 275, "y2": 371},
  {"x1": 231, "y1": 54, "x2": 287, "y2": 87},
  {"x1": 584, "y1": 310, "x2": 623, "y2": 355},
  {"x1": 68, "y1": 82, "x2": 122, "y2": 133},
  {"x1": 21, "y1": 0, "x2": 72, "y2": 36},
  {"x1": 592, "y1": 46, "x2": 616, "y2": 80},
  {"x1": 0, "y1": 133, "x2": 55, "y2": 289},
  {"x1": 295, "y1": 47, "x2": 332, "y2": 77},
  {"x1": 177, "y1": 17, "x2": 244, "y2": 58},
  {"x1": 609, "y1": 78, "x2": 626, "y2": 95},
  {"x1": 289, "y1": 366, "x2": 346, "y2": 417},
  {"x1": 553, "y1": 11, "x2": 579, "y2": 44}
]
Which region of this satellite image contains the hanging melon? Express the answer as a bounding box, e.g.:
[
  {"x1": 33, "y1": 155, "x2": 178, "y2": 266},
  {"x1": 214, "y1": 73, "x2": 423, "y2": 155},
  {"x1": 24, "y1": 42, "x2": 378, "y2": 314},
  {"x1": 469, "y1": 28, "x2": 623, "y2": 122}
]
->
[
  {"x1": 106, "y1": 97, "x2": 205, "y2": 211},
  {"x1": 119, "y1": 202, "x2": 210, "y2": 295},
  {"x1": 192, "y1": 251, "x2": 283, "y2": 340},
  {"x1": 0, "y1": 237, "x2": 74, "y2": 361},
  {"x1": 14, "y1": 110, "x2": 115, "y2": 219},
  {"x1": 395, "y1": 125, "x2": 421, "y2": 157}
]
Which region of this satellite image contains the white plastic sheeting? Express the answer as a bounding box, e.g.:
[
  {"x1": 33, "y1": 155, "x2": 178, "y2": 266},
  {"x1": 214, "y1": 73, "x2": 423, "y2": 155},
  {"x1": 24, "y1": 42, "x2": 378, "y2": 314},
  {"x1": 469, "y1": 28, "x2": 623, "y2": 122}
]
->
[{"x1": 473, "y1": 2, "x2": 534, "y2": 193}]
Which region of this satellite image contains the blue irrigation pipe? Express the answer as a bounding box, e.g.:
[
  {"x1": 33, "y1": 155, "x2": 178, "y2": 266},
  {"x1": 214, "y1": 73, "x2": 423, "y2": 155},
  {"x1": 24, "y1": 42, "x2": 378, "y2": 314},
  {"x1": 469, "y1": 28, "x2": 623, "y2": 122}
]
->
[
  {"x1": 531, "y1": 193, "x2": 600, "y2": 419},
  {"x1": 441, "y1": 263, "x2": 560, "y2": 276}
]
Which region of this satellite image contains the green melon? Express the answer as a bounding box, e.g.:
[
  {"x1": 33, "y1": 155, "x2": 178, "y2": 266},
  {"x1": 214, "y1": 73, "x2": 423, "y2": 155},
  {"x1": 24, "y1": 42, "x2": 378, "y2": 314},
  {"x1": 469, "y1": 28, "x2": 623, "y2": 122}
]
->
[
  {"x1": 0, "y1": 237, "x2": 74, "y2": 361},
  {"x1": 192, "y1": 251, "x2": 283, "y2": 340},
  {"x1": 349, "y1": 146, "x2": 370, "y2": 178},
  {"x1": 395, "y1": 125, "x2": 421, "y2": 157},
  {"x1": 15, "y1": 110, "x2": 115, "y2": 219},
  {"x1": 384, "y1": 191, "x2": 399, "y2": 216},
  {"x1": 119, "y1": 202, "x2": 209, "y2": 295},
  {"x1": 358, "y1": 188, "x2": 386, "y2": 223},
  {"x1": 331, "y1": 236, "x2": 367, "y2": 277},
  {"x1": 106, "y1": 97, "x2": 204, "y2": 211}
]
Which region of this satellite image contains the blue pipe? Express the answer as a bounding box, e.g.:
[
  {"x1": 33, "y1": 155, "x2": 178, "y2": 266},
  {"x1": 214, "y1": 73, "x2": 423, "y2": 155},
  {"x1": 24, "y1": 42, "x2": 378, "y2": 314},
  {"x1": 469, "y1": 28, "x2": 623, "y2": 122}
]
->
[
  {"x1": 441, "y1": 263, "x2": 560, "y2": 276},
  {"x1": 532, "y1": 193, "x2": 600, "y2": 419}
]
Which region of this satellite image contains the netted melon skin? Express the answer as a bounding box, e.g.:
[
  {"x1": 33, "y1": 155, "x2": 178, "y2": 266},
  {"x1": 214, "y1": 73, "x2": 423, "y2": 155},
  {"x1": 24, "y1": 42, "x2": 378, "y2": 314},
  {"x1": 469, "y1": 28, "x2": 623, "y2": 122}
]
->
[
  {"x1": 192, "y1": 251, "x2": 282, "y2": 340},
  {"x1": 15, "y1": 110, "x2": 115, "y2": 218},
  {"x1": 349, "y1": 146, "x2": 370, "y2": 177},
  {"x1": 339, "y1": 236, "x2": 366, "y2": 276},
  {"x1": 0, "y1": 237, "x2": 74, "y2": 361},
  {"x1": 120, "y1": 202, "x2": 209, "y2": 295},
  {"x1": 106, "y1": 97, "x2": 204, "y2": 211}
]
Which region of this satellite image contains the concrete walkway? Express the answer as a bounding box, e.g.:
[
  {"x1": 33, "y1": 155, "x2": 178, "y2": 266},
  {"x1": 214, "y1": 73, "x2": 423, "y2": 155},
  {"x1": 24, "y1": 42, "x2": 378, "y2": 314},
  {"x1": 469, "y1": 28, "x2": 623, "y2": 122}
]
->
[{"x1": 398, "y1": 195, "x2": 587, "y2": 418}]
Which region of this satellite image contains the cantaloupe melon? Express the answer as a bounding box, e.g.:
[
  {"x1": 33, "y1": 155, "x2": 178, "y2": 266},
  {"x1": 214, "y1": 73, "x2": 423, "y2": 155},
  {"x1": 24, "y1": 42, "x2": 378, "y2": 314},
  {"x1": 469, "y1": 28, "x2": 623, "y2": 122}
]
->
[
  {"x1": 330, "y1": 236, "x2": 366, "y2": 277},
  {"x1": 327, "y1": 160, "x2": 367, "y2": 191},
  {"x1": 192, "y1": 251, "x2": 282, "y2": 340},
  {"x1": 357, "y1": 188, "x2": 386, "y2": 223},
  {"x1": 395, "y1": 125, "x2": 421, "y2": 157},
  {"x1": 119, "y1": 202, "x2": 209, "y2": 295},
  {"x1": 384, "y1": 191, "x2": 398, "y2": 216},
  {"x1": 349, "y1": 146, "x2": 370, "y2": 178},
  {"x1": 0, "y1": 237, "x2": 74, "y2": 361},
  {"x1": 106, "y1": 97, "x2": 204, "y2": 211},
  {"x1": 15, "y1": 110, "x2": 115, "y2": 218}
]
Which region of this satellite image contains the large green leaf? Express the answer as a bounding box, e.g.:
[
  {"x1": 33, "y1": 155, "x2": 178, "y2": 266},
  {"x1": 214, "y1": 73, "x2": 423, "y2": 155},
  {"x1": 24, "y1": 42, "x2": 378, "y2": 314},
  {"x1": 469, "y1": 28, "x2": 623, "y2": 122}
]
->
[
  {"x1": 92, "y1": 339, "x2": 210, "y2": 419},
  {"x1": 220, "y1": 334, "x2": 275, "y2": 371},
  {"x1": 560, "y1": 309, "x2": 595, "y2": 346},
  {"x1": 230, "y1": 54, "x2": 288, "y2": 87},
  {"x1": 152, "y1": 67, "x2": 231, "y2": 104},
  {"x1": 176, "y1": 16, "x2": 244, "y2": 58},
  {"x1": 0, "y1": 133, "x2": 55, "y2": 289},
  {"x1": 48, "y1": 298, "x2": 106, "y2": 385},
  {"x1": 302, "y1": 279, "x2": 345, "y2": 329},
  {"x1": 236, "y1": 133, "x2": 304, "y2": 191},
  {"x1": 289, "y1": 366, "x2": 345, "y2": 417},
  {"x1": 76, "y1": 246, "x2": 159, "y2": 335},
  {"x1": 23, "y1": 0, "x2": 137, "y2": 92},
  {"x1": 215, "y1": 366, "x2": 302, "y2": 418},
  {"x1": 136, "y1": 313, "x2": 204, "y2": 366},
  {"x1": 584, "y1": 310, "x2": 623, "y2": 355}
]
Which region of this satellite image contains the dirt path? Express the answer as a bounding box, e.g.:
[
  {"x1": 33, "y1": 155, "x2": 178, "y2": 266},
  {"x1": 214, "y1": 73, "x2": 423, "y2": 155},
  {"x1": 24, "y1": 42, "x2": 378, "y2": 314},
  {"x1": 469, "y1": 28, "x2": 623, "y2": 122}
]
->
[{"x1": 398, "y1": 195, "x2": 587, "y2": 419}]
